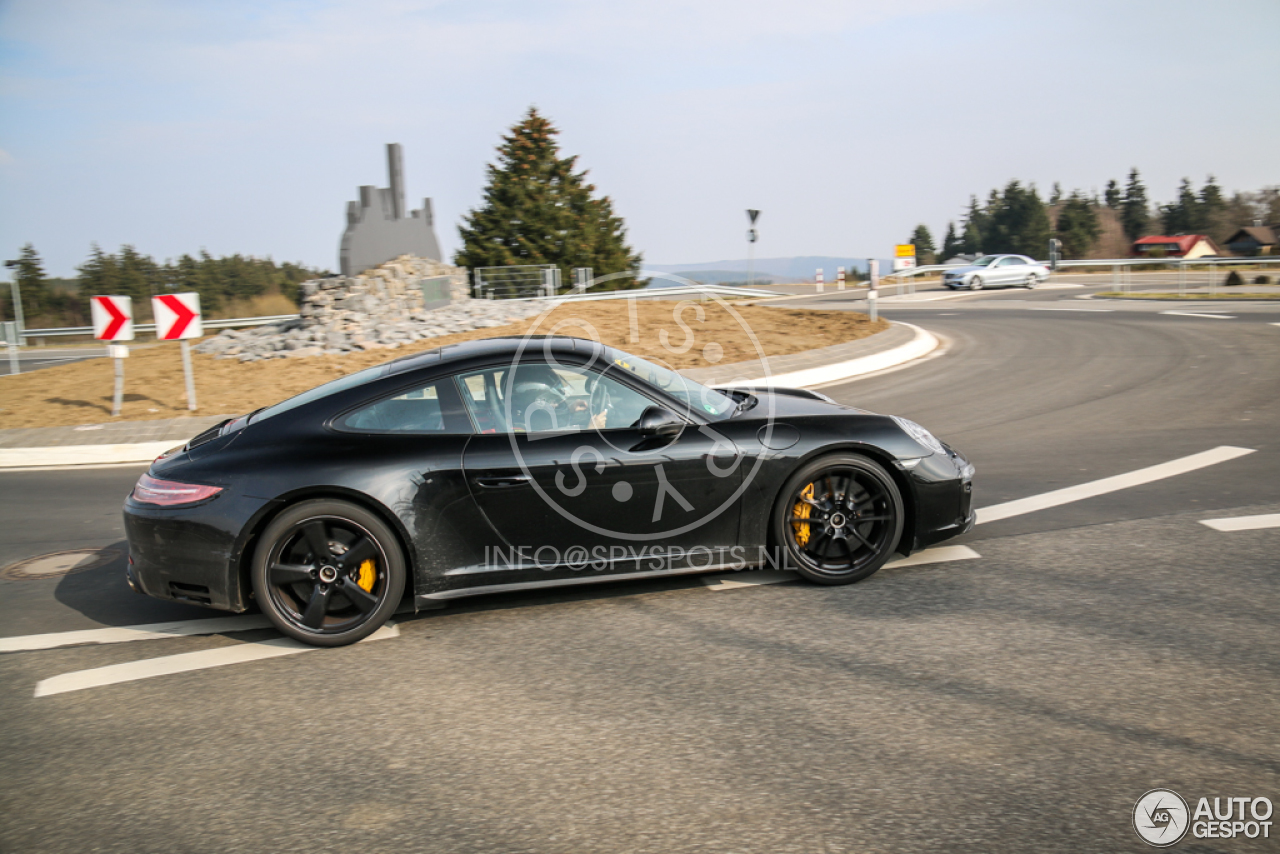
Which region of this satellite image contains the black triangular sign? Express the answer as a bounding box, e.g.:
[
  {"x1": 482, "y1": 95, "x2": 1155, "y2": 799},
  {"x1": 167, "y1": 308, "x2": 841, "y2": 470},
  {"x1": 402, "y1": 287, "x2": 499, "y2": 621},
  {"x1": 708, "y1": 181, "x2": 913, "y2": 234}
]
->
[{"x1": 747, "y1": 209, "x2": 760, "y2": 224}]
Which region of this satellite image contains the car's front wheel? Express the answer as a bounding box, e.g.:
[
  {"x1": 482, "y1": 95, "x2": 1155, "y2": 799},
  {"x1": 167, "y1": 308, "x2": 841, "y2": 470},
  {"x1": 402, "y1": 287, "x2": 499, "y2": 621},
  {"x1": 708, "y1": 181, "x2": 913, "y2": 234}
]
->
[
  {"x1": 774, "y1": 454, "x2": 905, "y2": 585},
  {"x1": 252, "y1": 499, "x2": 405, "y2": 646}
]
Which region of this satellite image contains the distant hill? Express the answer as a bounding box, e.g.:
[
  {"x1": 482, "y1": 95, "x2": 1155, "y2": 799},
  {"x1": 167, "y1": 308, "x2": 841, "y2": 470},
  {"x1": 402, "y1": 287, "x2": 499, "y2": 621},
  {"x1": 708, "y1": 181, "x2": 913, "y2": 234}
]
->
[{"x1": 645, "y1": 256, "x2": 891, "y2": 284}]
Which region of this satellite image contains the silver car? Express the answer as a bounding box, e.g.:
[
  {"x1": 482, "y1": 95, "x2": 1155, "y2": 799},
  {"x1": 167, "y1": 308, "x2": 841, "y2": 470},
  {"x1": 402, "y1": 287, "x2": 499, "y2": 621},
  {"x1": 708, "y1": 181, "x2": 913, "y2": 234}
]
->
[{"x1": 942, "y1": 255, "x2": 1050, "y2": 290}]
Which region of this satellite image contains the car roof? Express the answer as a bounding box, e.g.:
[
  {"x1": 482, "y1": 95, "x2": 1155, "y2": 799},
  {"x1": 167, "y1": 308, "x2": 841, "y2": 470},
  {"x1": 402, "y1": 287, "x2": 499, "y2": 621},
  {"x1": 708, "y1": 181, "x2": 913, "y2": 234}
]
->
[{"x1": 385, "y1": 335, "x2": 607, "y2": 375}]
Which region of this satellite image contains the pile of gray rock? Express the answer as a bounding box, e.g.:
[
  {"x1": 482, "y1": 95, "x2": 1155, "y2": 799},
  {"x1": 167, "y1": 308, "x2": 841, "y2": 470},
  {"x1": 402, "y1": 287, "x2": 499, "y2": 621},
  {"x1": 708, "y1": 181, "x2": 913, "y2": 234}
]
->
[{"x1": 194, "y1": 255, "x2": 546, "y2": 361}]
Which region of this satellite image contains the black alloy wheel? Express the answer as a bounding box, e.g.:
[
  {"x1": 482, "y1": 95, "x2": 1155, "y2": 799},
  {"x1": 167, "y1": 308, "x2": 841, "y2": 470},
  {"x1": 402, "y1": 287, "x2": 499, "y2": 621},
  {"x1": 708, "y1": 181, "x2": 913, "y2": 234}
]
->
[
  {"x1": 252, "y1": 499, "x2": 405, "y2": 646},
  {"x1": 969, "y1": 276, "x2": 984, "y2": 290},
  {"x1": 774, "y1": 454, "x2": 905, "y2": 585}
]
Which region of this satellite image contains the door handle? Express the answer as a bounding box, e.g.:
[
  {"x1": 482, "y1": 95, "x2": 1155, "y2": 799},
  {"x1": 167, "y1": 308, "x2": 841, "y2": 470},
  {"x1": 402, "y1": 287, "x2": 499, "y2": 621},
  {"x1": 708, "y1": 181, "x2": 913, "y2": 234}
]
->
[{"x1": 476, "y1": 475, "x2": 532, "y2": 488}]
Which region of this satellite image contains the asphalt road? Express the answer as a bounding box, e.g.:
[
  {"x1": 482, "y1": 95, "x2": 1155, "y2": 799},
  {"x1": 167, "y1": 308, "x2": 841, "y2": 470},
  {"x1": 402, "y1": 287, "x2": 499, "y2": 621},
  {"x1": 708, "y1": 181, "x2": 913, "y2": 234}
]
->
[{"x1": 1, "y1": 294, "x2": 1278, "y2": 853}]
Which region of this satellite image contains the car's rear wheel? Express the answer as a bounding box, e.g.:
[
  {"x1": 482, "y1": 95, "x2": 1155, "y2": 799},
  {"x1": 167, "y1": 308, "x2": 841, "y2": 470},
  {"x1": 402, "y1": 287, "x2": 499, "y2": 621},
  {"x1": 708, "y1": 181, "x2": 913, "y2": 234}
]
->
[
  {"x1": 969, "y1": 276, "x2": 983, "y2": 290},
  {"x1": 1025, "y1": 274, "x2": 1039, "y2": 289},
  {"x1": 252, "y1": 499, "x2": 405, "y2": 646},
  {"x1": 774, "y1": 454, "x2": 904, "y2": 585}
]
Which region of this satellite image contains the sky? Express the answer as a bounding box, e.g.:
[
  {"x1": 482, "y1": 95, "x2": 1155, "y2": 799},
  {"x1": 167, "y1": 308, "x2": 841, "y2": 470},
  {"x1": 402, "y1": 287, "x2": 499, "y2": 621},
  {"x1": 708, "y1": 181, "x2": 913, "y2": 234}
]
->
[{"x1": 1, "y1": 0, "x2": 1278, "y2": 277}]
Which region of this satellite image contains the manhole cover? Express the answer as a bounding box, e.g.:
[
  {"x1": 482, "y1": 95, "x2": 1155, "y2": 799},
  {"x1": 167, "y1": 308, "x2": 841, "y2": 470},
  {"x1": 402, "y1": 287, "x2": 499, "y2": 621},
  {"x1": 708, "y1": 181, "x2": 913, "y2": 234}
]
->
[{"x1": 1, "y1": 548, "x2": 124, "y2": 581}]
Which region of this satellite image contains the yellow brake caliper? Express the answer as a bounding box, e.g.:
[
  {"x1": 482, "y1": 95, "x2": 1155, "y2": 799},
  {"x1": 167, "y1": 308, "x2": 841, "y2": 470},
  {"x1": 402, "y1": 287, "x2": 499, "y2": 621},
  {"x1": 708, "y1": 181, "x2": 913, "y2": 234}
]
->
[
  {"x1": 356, "y1": 558, "x2": 377, "y2": 592},
  {"x1": 793, "y1": 483, "x2": 814, "y2": 546}
]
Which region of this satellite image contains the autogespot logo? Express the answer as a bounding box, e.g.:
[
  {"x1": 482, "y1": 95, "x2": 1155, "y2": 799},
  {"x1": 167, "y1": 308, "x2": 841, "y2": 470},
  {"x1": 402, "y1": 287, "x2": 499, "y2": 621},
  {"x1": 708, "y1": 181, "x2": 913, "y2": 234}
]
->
[
  {"x1": 1133, "y1": 789, "x2": 1190, "y2": 847},
  {"x1": 505, "y1": 271, "x2": 778, "y2": 542}
]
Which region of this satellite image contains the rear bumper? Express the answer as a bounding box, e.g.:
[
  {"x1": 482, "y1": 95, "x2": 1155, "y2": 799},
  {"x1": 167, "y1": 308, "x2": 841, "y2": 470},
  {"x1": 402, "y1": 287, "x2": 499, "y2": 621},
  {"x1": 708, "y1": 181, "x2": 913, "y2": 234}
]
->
[{"x1": 123, "y1": 492, "x2": 273, "y2": 612}]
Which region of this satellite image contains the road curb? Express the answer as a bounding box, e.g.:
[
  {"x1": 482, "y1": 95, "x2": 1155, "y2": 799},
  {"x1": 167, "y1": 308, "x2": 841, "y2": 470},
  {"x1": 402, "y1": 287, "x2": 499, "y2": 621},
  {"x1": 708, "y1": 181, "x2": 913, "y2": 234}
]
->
[
  {"x1": 723, "y1": 322, "x2": 939, "y2": 389},
  {"x1": 0, "y1": 322, "x2": 942, "y2": 470}
]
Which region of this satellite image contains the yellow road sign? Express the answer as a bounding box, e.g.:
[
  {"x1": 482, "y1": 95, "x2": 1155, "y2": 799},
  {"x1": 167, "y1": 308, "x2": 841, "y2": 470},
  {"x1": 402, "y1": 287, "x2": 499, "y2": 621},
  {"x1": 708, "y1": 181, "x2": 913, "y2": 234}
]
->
[{"x1": 895, "y1": 244, "x2": 916, "y2": 258}]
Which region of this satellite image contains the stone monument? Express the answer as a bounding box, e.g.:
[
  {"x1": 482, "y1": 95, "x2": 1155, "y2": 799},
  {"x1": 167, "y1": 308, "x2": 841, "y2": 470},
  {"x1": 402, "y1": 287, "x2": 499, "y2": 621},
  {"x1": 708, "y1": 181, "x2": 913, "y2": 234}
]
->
[{"x1": 339, "y1": 143, "x2": 444, "y2": 276}]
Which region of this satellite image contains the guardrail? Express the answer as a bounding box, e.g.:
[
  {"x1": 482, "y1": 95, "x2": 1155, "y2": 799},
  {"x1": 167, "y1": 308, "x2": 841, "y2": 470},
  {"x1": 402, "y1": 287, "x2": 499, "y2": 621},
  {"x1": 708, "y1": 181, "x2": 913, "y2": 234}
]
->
[{"x1": 20, "y1": 313, "x2": 300, "y2": 342}]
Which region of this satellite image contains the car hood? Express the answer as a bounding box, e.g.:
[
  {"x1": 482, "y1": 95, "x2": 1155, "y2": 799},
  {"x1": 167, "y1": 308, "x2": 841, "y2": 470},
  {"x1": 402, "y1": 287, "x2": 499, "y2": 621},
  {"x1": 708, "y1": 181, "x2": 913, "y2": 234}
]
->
[{"x1": 719, "y1": 386, "x2": 869, "y2": 418}]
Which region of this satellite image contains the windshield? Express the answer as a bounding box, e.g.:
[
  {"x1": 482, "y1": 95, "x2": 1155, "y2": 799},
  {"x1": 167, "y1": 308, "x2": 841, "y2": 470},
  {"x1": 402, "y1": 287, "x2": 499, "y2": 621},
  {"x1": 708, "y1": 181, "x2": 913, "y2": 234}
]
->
[
  {"x1": 250, "y1": 363, "x2": 386, "y2": 423},
  {"x1": 970, "y1": 256, "x2": 999, "y2": 267},
  {"x1": 604, "y1": 347, "x2": 738, "y2": 420}
]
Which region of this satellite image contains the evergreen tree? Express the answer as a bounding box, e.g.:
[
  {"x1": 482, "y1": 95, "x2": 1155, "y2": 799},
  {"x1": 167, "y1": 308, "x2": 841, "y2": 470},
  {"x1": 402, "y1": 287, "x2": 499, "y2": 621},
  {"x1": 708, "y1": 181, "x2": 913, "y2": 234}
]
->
[
  {"x1": 960, "y1": 196, "x2": 986, "y2": 254},
  {"x1": 1160, "y1": 178, "x2": 1199, "y2": 234},
  {"x1": 940, "y1": 221, "x2": 963, "y2": 261},
  {"x1": 984, "y1": 181, "x2": 1051, "y2": 257},
  {"x1": 456, "y1": 107, "x2": 642, "y2": 291},
  {"x1": 1104, "y1": 179, "x2": 1121, "y2": 209},
  {"x1": 1055, "y1": 192, "x2": 1101, "y2": 259},
  {"x1": 13, "y1": 243, "x2": 48, "y2": 319},
  {"x1": 909, "y1": 224, "x2": 936, "y2": 265},
  {"x1": 1198, "y1": 175, "x2": 1229, "y2": 243},
  {"x1": 1121, "y1": 168, "x2": 1149, "y2": 241}
]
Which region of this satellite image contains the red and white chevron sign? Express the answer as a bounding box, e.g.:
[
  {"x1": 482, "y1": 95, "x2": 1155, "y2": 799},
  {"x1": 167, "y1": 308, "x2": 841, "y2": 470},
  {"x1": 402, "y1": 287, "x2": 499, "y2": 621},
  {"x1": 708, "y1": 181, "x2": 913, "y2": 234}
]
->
[
  {"x1": 91, "y1": 296, "x2": 134, "y2": 341},
  {"x1": 151, "y1": 292, "x2": 202, "y2": 340}
]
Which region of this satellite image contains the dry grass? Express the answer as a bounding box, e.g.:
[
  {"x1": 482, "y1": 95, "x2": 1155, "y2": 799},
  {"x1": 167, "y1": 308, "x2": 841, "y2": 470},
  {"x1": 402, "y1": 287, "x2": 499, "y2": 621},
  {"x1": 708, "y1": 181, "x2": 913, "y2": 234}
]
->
[{"x1": 0, "y1": 300, "x2": 887, "y2": 428}]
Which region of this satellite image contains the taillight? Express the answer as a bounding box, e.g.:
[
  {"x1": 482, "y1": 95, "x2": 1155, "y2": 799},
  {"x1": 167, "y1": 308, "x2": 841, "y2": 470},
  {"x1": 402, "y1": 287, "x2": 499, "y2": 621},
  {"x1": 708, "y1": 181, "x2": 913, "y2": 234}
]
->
[{"x1": 131, "y1": 473, "x2": 223, "y2": 506}]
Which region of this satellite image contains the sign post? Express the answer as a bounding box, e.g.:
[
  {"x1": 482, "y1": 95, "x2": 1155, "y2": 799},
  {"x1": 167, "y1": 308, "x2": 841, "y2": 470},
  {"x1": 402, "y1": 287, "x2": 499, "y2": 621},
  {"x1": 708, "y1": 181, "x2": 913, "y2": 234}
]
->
[
  {"x1": 3, "y1": 321, "x2": 18, "y2": 376},
  {"x1": 837, "y1": 266, "x2": 846, "y2": 290},
  {"x1": 152, "y1": 293, "x2": 203, "y2": 411},
  {"x1": 91, "y1": 296, "x2": 134, "y2": 417},
  {"x1": 746, "y1": 209, "x2": 760, "y2": 288},
  {"x1": 868, "y1": 259, "x2": 879, "y2": 322},
  {"x1": 816, "y1": 269, "x2": 824, "y2": 293}
]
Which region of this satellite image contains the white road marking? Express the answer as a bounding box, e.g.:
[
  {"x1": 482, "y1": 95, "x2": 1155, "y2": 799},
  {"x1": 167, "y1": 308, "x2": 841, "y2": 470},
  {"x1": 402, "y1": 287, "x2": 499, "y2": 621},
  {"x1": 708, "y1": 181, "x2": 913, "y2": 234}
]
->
[
  {"x1": 1161, "y1": 311, "x2": 1235, "y2": 319},
  {"x1": 34, "y1": 623, "x2": 400, "y2": 697},
  {"x1": 1, "y1": 602, "x2": 417, "y2": 653},
  {"x1": 1026, "y1": 307, "x2": 1114, "y2": 312},
  {"x1": 976, "y1": 446, "x2": 1256, "y2": 525},
  {"x1": 1271, "y1": 323, "x2": 1280, "y2": 328},
  {"x1": 702, "y1": 545, "x2": 981, "y2": 590},
  {"x1": 1199, "y1": 513, "x2": 1280, "y2": 532},
  {"x1": 0, "y1": 615, "x2": 275, "y2": 653}
]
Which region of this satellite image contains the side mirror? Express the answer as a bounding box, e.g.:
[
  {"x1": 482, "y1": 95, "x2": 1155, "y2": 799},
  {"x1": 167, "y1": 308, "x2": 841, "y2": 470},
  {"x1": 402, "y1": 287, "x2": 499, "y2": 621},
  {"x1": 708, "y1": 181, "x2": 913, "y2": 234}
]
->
[{"x1": 636, "y1": 406, "x2": 684, "y2": 438}]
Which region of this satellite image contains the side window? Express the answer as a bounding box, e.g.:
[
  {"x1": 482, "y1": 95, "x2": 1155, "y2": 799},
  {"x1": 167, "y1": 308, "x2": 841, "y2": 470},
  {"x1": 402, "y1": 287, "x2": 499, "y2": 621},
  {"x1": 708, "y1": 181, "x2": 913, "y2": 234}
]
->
[
  {"x1": 1000, "y1": 257, "x2": 1023, "y2": 266},
  {"x1": 337, "y1": 379, "x2": 471, "y2": 434},
  {"x1": 456, "y1": 363, "x2": 659, "y2": 434}
]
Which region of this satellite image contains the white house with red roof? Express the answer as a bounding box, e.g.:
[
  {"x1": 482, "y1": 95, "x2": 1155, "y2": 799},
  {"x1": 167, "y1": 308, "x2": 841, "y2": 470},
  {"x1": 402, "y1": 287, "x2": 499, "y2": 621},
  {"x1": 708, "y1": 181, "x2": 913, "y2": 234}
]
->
[{"x1": 1131, "y1": 234, "x2": 1222, "y2": 259}]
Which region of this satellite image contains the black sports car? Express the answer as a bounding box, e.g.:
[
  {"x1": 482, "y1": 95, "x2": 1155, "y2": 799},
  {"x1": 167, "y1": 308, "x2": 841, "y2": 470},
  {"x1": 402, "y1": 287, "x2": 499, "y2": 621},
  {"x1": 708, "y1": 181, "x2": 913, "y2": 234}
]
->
[{"x1": 124, "y1": 336, "x2": 975, "y2": 646}]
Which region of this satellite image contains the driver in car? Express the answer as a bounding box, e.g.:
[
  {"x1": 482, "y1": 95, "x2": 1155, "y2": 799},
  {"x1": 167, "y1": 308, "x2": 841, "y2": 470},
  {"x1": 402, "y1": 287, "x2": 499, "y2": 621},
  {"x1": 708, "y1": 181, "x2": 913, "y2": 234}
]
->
[{"x1": 507, "y1": 365, "x2": 600, "y2": 432}]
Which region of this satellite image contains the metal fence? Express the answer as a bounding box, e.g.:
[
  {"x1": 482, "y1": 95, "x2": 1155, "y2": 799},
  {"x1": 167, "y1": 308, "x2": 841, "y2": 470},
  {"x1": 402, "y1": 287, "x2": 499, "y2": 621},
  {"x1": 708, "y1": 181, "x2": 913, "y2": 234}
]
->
[
  {"x1": 472, "y1": 264, "x2": 561, "y2": 300},
  {"x1": 887, "y1": 256, "x2": 1280, "y2": 295},
  {"x1": 18, "y1": 313, "x2": 300, "y2": 344}
]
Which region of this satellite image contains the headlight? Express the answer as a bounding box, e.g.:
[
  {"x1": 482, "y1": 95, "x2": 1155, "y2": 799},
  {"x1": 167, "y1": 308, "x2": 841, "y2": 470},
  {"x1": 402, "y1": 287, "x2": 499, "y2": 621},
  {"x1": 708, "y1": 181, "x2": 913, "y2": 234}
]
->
[{"x1": 891, "y1": 416, "x2": 947, "y2": 457}]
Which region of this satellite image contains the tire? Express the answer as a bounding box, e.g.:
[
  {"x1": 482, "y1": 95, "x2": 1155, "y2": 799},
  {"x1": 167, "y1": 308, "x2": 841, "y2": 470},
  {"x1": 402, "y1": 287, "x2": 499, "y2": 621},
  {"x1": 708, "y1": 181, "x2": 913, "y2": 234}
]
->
[
  {"x1": 773, "y1": 453, "x2": 905, "y2": 585},
  {"x1": 969, "y1": 276, "x2": 983, "y2": 290},
  {"x1": 1025, "y1": 274, "x2": 1039, "y2": 289},
  {"x1": 252, "y1": 499, "x2": 406, "y2": 646}
]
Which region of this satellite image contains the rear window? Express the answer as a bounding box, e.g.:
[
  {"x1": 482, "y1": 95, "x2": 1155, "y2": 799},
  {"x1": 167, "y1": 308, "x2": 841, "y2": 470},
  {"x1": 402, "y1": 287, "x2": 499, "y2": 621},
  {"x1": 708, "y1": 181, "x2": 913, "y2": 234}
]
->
[{"x1": 250, "y1": 364, "x2": 387, "y2": 424}]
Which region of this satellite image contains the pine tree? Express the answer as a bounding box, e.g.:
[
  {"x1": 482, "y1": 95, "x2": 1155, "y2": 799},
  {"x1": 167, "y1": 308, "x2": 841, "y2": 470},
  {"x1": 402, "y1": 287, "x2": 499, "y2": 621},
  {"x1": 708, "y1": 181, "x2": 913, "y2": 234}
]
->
[
  {"x1": 1055, "y1": 192, "x2": 1101, "y2": 259},
  {"x1": 1121, "y1": 168, "x2": 1149, "y2": 241},
  {"x1": 1104, "y1": 179, "x2": 1121, "y2": 209},
  {"x1": 909, "y1": 225, "x2": 936, "y2": 265},
  {"x1": 13, "y1": 243, "x2": 48, "y2": 320},
  {"x1": 1198, "y1": 176, "x2": 1229, "y2": 243},
  {"x1": 961, "y1": 196, "x2": 985, "y2": 255},
  {"x1": 940, "y1": 222, "x2": 962, "y2": 261},
  {"x1": 1161, "y1": 178, "x2": 1199, "y2": 234},
  {"x1": 456, "y1": 108, "x2": 642, "y2": 291}
]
